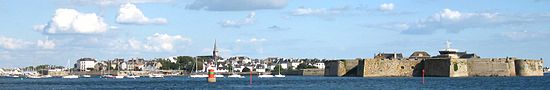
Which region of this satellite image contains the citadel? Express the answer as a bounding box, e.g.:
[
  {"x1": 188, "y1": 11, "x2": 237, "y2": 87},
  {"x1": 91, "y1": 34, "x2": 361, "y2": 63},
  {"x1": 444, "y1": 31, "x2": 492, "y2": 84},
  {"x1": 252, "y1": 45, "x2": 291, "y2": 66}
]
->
[{"x1": 325, "y1": 41, "x2": 544, "y2": 77}]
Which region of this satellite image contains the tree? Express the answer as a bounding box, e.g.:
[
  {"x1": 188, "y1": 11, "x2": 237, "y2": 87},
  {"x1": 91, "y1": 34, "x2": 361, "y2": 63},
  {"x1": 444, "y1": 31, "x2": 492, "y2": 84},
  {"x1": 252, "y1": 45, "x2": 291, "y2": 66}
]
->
[
  {"x1": 227, "y1": 64, "x2": 234, "y2": 72},
  {"x1": 242, "y1": 67, "x2": 251, "y2": 72},
  {"x1": 296, "y1": 63, "x2": 317, "y2": 70},
  {"x1": 272, "y1": 64, "x2": 283, "y2": 73}
]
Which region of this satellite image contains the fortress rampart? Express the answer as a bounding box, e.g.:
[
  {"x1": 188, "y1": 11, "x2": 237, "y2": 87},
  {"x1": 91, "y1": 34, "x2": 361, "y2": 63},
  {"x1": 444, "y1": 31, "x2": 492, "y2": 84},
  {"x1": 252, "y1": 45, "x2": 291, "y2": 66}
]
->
[{"x1": 324, "y1": 52, "x2": 544, "y2": 77}]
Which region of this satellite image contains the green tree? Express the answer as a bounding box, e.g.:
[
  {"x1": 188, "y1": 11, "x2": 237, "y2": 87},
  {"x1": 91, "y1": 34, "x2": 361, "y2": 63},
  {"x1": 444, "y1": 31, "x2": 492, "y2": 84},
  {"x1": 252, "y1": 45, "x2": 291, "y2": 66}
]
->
[
  {"x1": 242, "y1": 67, "x2": 251, "y2": 72},
  {"x1": 272, "y1": 64, "x2": 283, "y2": 73},
  {"x1": 296, "y1": 63, "x2": 317, "y2": 70}
]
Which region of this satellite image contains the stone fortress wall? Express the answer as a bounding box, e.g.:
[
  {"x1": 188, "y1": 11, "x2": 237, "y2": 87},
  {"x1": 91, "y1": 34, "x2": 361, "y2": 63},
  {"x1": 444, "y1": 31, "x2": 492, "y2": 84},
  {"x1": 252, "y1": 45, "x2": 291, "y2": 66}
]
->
[{"x1": 325, "y1": 52, "x2": 544, "y2": 77}]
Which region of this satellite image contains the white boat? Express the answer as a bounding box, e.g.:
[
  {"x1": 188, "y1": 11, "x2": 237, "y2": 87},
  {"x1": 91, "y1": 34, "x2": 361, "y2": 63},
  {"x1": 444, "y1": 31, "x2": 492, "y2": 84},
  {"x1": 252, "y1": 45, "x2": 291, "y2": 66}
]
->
[
  {"x1": 274, "y1": 74, "x2": 286, "y2": 78},
  {"x1": 42, "y1": 75, "x2": 52, "y2": 78},
  {"x1": 114, "y1": 76, "x2": 124, "y2": 79},
  {"x1": 82, "y1": 75, "x2": 91, "y2": 78},
  {"x1": 274, "y1": 64, "x2": 286, "y2": 78},
  {"x1": 62, "y1": 75, "x2": 79, "y2": 79},
  {"x1": 215, "y1": 74, "x2": 224, "y2": 78},
  {"x1": 9, "y1": 75, "x2": 20, "y2": 78},
  {"x1": 26, "y1": 75, "x2": 43, "y2": 79},
  {"x1": 102, "y1": 75, "x2": 114, "y2": 78},
  {"x1": 190, "y1": 74, "x2": 208, "y2": 78},
  {"x1": 62, "y1": 60, "x2": 79, "y2": 79},
  {"x1": 149, "y1": 74, "x2": 164, "y2": 78},
  {"x1": 227, "y1": 74, "x2": 245, "y2": 78},
  {"x1": 126, "y1": 75, "x2": 140, "y2": 78},
  {"x1": 258, "y1": 74, "x2": 274, "y2": 78}
]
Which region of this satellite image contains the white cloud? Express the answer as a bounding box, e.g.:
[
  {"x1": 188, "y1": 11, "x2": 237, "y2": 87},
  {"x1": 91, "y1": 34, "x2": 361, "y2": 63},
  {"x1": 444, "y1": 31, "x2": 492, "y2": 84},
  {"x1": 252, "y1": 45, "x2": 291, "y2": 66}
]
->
[
  {"x1": 234, "y1": 38, "x2": 267, "y2": 54},
  {"x1": 379, "y1": 3, "x2": 394, "y2": 11},
  {"x1": 0, "y1": 36, "x2": 30, "y2": 49},
  {"x1": 220, "y1": 12, "x2": 255, "y2": 28},
  {"x1": 72, "y1": 0, "x2": 172, "y2": 6},
  {"x1": 186, "y1": 0, "x2": 288, "y2": 11},
  {"x1": 37, "y1": 8, "x2": 108, "y2": 34},
  {"x1": 379, "y1": 9, "x2": 550, "y2": 34},
  {"x1": 115, "y1": 33, "x2": 191, "y2": 52},
  {"x1": 37, "y1": 39, "x2": 56, "y2": 49},
  {"x1": 291, "y1": 7, "x2": 347, "y2": 16},
  {"x1": 236, "y1": 38, "x2": 267, "y2": 44},
  {"x1": 501, "y1": 30, "x2": 549, "y2": 41},
  {"x1": 116, "y1": 3, "x2": 167, "y2": 25},
  {"x1": 438, "y1": 9, "x2": 461, "y2": 21}
]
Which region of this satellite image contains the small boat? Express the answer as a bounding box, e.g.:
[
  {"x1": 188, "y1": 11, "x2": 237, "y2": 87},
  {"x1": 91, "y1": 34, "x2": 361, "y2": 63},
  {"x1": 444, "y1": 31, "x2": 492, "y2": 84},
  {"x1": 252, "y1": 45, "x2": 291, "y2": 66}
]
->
[
  {"x1": 258, "y1": 74, "x2": 274, "y2": 78},
  {"x1": 215, "y1": 74, "x2": 224, "y2": 78},
  {"x1": 274, "y1": 64, "x2": 286, "y2": 78},
  {"x1": 274, "y1": 74, "x2": 286, "y2": 78},
  {"x1": 227, "y1": 74, "x2": 245, "y2": 78},
  {"x1": 62, "y1": 75, "x2": 79, "y2": 79},
  {"x1": 149, "y1": 74, "x2": 164, "y2": 78},
  {"x1": 102, "y1": 74, "x2": 114, "y2": 78},
  {"x1": 114, "y1": 76, "x2": 124, "y2": 79},
  {"x1": 42, "y1": 75, "x2": 52, "y2": 78},
  {"x1": 9, "y1": 75, "x2": 20, "y2": 78},
  {"x1": 82, "y1": 75, "x2": 92, "y2": 78},
  {"x1": 26, "y1": 75, "x2": 43, "y2": 79},
  {"x1": 190, "y1": 74, "x2": 208, "y2": 78},
  {"x1": 126, "y1": 74, "x2": 140, "y2": 78}
]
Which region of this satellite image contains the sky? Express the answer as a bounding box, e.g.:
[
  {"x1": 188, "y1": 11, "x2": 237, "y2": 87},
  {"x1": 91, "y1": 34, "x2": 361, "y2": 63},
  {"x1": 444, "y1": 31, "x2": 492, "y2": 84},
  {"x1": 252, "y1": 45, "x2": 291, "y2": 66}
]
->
[{"x1": 0, "y1": 0, "x2": 549, "y2": 67}]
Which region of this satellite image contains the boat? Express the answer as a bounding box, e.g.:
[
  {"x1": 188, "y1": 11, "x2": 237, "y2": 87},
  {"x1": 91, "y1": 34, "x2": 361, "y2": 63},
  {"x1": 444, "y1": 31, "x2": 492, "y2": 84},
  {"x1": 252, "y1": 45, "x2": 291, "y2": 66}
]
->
[
  {"x1": 189, "y1": 56, "x2": 208, "y2": 78},
  {"x1": 62, "y1": 75, "x2": 79, "y2": 79},
  {"x1": 8, "y1": 75, "x2": 20, "y2": 78},
  {"x1": 227, "y1": 74, "x2": 245, "y2": 78},
  {"x1": 190, "y1": 74, "x2": 208, "y2": 78},
  {"x1": 215, "y1": 74, "x2": 224, "y2": 78},
  {"x1": 258, "y1": 73, "x2": 274, "y2": 78},
  {"x1": 82, "y1": 75, "x2": 91, "y2": 78},
  {"x1": 63, "y1": 59, "x2": 79, "y2": 79},
  {"x1": 26, "y1": 75, "x2": 43, "y2": 79},
  {"x1": 274, "y1": 74, "x2": 286, "y2": 77},
  {"x1": 42, "y1": 75, "x2": 52, "y2": 78},
  {"x1": 274, "y1": 64, "x2": 286, "y2": 78},
  {"x1": 149, "y1": 74, "x2": 164, "y2": 78},
  {"x1": 101, "y1": 74, "x2": 114, "y2": 78},
  {"x1": 126, "y1": 74, "x2": 140, "y2": 78},
  {"x1": 114, "y1": 75, "x2": 124, "y2": 79}
]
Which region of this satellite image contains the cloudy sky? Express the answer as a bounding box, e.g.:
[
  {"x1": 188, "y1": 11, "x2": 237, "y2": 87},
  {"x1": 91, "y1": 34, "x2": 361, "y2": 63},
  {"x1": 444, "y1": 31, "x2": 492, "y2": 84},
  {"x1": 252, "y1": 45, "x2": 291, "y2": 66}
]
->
[{"x1": 1, "y1": 0, "x2": 549, "y2": 67}]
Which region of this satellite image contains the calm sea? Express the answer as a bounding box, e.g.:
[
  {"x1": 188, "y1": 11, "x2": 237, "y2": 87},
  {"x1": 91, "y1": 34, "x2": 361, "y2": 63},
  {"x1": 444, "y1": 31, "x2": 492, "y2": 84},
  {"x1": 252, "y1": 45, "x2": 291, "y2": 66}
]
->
[{"x1": 1, "y1": 74, "x2": 549, "y2": 90}]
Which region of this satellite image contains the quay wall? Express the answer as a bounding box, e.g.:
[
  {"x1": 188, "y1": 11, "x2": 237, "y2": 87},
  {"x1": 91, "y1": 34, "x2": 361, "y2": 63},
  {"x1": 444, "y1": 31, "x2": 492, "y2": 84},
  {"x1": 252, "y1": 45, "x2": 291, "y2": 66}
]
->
[{"x1": 360, "y1": 58, "x2": 423, "y2": 77}]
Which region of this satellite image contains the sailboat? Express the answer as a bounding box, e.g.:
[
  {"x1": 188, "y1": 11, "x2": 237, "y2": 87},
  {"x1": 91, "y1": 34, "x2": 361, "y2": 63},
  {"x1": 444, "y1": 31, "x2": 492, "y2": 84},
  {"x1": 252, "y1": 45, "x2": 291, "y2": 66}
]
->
[
  {"x1": 62, "y1": 59, "x2": 79, "y2": 79},
  {"x1": 227, "y1": 66, "x2": 244, "y2": 78},
  {"x1": 190, "y1": 58, "x2": 208, "y2": 78},
  {"x1": 274, "y1": 64, "x2": 285, "y2": 78},
  {"x1": 258, "y1": 73, "x2": 274, "y2": 78}
]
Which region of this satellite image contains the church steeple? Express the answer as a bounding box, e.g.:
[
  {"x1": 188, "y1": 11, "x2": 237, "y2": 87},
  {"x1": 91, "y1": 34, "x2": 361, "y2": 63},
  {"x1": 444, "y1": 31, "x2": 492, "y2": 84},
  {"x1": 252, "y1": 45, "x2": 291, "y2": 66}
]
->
[{"x1": 213, "y1": 40, "x2": 219, "y2": 61}]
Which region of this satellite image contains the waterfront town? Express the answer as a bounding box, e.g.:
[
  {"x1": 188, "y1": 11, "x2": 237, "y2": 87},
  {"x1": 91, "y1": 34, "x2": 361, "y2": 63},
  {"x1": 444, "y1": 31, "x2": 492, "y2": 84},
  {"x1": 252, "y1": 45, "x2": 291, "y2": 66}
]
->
[{"x1": 0, "y1": 41, "x2": 547, "y2": 79}]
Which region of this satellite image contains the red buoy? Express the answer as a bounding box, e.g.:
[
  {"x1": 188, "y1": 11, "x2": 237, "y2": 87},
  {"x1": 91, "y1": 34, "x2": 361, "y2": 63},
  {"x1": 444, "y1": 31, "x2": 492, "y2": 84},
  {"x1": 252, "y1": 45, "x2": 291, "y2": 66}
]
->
[{"x1": 208, "y1": 69, "x2": 216, "y2": 83}]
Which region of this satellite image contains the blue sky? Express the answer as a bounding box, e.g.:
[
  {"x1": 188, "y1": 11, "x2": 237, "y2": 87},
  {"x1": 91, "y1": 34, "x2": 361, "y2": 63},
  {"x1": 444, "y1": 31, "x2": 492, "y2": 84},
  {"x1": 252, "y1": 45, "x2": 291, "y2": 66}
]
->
[{"x1": 1, "y1": 0, "x2": 549, "y2": 67}]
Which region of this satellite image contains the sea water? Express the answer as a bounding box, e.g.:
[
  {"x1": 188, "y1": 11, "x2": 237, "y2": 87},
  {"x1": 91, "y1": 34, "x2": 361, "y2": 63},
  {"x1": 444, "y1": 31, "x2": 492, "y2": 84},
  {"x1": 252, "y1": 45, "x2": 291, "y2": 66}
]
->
[{"x1": 0, "y1": 74, "x2": 548, "y2": 90}]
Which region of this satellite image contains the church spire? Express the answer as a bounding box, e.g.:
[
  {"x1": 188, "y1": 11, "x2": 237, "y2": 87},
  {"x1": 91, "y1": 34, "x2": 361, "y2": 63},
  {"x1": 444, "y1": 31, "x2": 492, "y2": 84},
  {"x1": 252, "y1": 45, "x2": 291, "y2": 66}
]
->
[{"x1": 213, "y1": 39, "x2": 219, "y2": 60}]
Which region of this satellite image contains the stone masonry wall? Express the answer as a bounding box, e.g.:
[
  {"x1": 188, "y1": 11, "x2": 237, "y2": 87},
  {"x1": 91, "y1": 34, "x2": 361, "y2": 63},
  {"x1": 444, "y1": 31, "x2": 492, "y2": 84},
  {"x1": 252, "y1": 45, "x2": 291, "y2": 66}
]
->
[
  {"x1": 360, "y1": 58, "x2": 422, "y2": 77},
  {"x1": 467, "y1": 58, "x2": 516, "y2": 77},
  {"x1": 515, "y1": 59, "x2": 544, "y2": 76},
  {"x1": 324, "y1": 60, "x2": 359, "y2": 76}
]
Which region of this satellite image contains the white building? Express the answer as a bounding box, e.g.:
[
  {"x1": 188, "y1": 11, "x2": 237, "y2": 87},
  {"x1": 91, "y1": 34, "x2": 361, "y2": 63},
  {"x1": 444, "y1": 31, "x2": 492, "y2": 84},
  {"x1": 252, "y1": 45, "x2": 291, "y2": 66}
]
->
[
  {"x1": 313, "y1": 63, "x2": 325, "y2": 69},
  {"x1": 290, "y1": 62, "x2": 300, "y2": 69},
  {"x1": 76, "y1": 58, "x2": 97, "y2": 71}
]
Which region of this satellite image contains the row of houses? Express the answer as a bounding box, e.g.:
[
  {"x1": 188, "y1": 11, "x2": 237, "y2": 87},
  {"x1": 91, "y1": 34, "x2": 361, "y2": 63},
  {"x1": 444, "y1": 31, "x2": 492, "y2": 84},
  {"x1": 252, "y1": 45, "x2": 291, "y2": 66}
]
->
[{"x1": 75, "y1": 58, "x2": 162, "y2": 71}]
